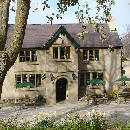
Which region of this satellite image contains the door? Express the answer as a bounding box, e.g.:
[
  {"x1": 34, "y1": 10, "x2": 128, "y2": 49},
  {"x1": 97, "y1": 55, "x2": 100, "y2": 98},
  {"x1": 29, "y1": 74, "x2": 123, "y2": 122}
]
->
[{"x1": 56, "y1": 78, "x2": 67, "y2": 102}]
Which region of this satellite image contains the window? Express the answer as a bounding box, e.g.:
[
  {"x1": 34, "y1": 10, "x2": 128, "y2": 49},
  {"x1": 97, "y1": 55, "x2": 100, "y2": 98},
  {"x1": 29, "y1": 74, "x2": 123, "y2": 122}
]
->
[
  {"x1": 79, "y1": 72, "x2": 104, "y2": 86},
  {"x1": 83, "y1": 50, "x2": 88, "y2": 60},
  {"x1": 89, "y1": 50, "x2": 94, "y2": 61},
  {"x1": 86, "y1": 72, "x2": 90, "y2": 85},
  {"x1": 16, "y1": 74, "x2": 41, "y2": 88},
  {"x1": 32, "y1": 51, "x2": 37, "y2": 61},
  {"x1": 60, "y1": 47, "x2": 65, "y2": 59},
  {"x1": 83, "y1": 49, "x2": 99, "y2": 61},
  {"x1": 53, "y1": 47, "x2": 58, "y2": 59},
  {"x1": 53, "y1": 46, "x2": 70, "y2": 60},
  {"x1": 25, "y1": 51, "x2": 30, "y2": 61},
  {"x1": 19, "y1": 50, "x2": 37, "y2": 62},
  {"x1": 36, "y1": 74, "x2": 41, "y2": 87},
  {"x1": 22, "y1": 74, "x2": 27, "y2": 82},
  {"x1": 95, "y1": 50, "x2": 99, "y2": 60},
  {"x1": 29, "y1": 74, "x2": 35, "y2": 86},
  {"x1": 19, "y1": 51, "x2": 25, "y2": 62}
]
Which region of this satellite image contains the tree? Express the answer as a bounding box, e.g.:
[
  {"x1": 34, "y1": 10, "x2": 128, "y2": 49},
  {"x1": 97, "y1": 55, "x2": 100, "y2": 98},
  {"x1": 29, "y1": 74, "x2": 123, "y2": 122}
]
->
[
  {"x1": 122, "y1": 26, "x2": 130, "y2": 60},
  {"x1": 0, "y1": 0, "x2": 115, "y2": 98}
]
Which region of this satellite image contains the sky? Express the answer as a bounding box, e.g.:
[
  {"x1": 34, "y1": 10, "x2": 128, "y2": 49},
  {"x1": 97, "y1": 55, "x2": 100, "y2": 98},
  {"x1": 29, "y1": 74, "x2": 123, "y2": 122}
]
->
[{"x1": 9, "y1": 0, "x2": 130, "y2": 36}]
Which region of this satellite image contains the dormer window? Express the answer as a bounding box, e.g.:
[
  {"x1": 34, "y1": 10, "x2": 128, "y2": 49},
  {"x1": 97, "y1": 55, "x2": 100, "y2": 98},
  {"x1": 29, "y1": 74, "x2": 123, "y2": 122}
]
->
[
  {"x1": 19, "y1": 50, "x2": 37, "y2": 62},
  {"x1": 83, "y1": 49, "x2": 99, "y2": 61},
  {"x1": 53, "y1": 46, "x2": 70, "y2": 60}
]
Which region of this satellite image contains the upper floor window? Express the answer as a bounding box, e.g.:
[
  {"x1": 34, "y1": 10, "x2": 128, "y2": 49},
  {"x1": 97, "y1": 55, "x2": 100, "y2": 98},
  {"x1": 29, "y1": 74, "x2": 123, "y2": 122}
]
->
[
  {"x1": 53, "y1": 46, "x2": 70, "y2": 60},
  {"x1": 83, "y1": 49, "x2": 99, "y2": 61},
  {"x1": 19, "y1": 50, "x2": 37, "y2": 62}
]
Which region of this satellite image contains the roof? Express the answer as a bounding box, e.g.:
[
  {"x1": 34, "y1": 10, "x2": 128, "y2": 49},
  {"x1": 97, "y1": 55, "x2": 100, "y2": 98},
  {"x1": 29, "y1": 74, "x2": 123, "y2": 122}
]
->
[{"x1": 6, "y1": 24, "x2": 123, "y2": 49}]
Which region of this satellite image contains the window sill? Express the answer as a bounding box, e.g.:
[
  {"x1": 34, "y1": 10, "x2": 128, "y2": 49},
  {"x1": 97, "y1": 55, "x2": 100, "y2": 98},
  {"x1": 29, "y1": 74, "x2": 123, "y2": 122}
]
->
[
  {"x1": 53, "y1": 59, "x2": 72, "y2": 62},
  {"x1": 82, "y1": 60, "x2": 100, "y2": 63},
  {"x1": 16, "y1": 87, "x2": 42, "y2": 91},
  {"x1": 19, "y1": 62, "x2": 39, "y2": 65}
]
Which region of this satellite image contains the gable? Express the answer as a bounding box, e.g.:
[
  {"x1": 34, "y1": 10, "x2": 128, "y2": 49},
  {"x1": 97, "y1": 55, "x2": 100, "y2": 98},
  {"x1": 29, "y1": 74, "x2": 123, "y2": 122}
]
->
[{"x1": 44, "y1": 26, "x2": 80, "y2": 49}]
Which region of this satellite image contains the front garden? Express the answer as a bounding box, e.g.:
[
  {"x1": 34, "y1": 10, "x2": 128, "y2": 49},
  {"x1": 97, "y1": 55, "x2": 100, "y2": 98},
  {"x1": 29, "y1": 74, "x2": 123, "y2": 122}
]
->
[{"x1": 0, "y1": 109, "x2": 130, "y2": 130}]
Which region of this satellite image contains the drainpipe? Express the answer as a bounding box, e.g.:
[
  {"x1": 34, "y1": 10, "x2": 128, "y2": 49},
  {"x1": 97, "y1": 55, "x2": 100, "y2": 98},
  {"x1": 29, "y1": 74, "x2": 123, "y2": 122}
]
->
[{"x1": 121, "y1": 47, "x2": 123, "y2": 77}]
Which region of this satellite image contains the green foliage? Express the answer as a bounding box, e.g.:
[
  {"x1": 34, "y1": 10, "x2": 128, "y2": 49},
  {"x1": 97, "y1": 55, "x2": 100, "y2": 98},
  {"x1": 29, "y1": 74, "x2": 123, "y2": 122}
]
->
[
  {"x1": 109, "y1": 89, "x2": 118, "y2": 100},
  {"x1": 121, "y1": 55, "x2": 128, "y2": 62},
  {"x1": 35, "y1": 94, "x2": 46, "y2": 105}
]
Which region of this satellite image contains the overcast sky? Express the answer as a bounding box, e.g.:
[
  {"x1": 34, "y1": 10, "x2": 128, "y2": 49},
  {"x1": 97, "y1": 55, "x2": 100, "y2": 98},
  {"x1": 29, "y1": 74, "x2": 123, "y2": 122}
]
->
[{"x1": 9, "y1": 0, "x2": 130, "y2": 36}]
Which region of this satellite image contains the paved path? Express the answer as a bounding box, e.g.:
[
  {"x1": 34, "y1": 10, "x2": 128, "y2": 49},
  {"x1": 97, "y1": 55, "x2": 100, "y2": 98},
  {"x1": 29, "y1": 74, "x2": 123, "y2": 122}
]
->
[{"x1": 0, "y1": 101, "x2": 130, "y2": 123}]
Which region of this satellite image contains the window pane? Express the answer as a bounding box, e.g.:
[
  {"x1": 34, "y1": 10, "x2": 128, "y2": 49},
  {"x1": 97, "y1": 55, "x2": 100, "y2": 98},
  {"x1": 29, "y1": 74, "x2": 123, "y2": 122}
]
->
[
  {"x1": 36, "y1": 74, "x2": 41, "y2": 87},
  {"x1": 98, "y1": 72, "x2": 103, "y2": 80},
  {"x1": 32, "y1": 51, "x2": 37, "y2": 61},
  {"x1": 65, "y1": 46, "x2": 70, "y2": 59},
  {"x1": 53, "y1": 47, "x2": 58, "y2": 59},
  {"x1": 16, "y1": 75, "x2": 21, "y2": 84},
  {"x1": 86, "y1": 72, "x2": 90, "y2": 85},
  {"x1": 89, "y1": 50, "x2": 94, "y2": 61},
  {"x1": 95, "y1": 50, "x2": 99, "y2": 61},
  {"x1": 92, "y1": 72, "x2": 97, "y2": 79},
  {"x1": 29, "y1": 74, "x2": 35, "y2": 86},
  {"x1": 22, "y1": 74, "x2": 27, "y2": 83},
  {"x1": 19, "y1": 51, "x2": 25, "y2": 62},
  {"x1": 60, "y1": 47, "x2": 65, "y2": 59},
  {"x1": 80, "y1": 73, "x2": 84, "y2": 86},
  {"x1": 25, "y1": 51, "x2": 30, "y2": 61},
  {"x1": 83, "y1": 50, "x2": 88, "y2": 61}
]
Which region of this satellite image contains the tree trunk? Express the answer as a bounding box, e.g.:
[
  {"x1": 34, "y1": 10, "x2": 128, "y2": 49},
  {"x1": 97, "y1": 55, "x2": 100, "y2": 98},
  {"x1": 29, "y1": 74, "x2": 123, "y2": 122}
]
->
[{"x1": 0, "y1": 0, "x2": 30, "y2": 99}]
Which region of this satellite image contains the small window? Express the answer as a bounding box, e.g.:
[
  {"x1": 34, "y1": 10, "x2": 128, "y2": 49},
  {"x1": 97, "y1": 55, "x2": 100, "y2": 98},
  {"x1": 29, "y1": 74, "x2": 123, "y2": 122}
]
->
[
  {"x1": 16, "y1": 75, "x2": 21, "y2": 84},
  {"x1": 80, "y1": 73, "x2": 84, "y2": 86},
  {"x1": 22, "y1": 74, "x2": 27, "y2": 82},
  {"x1": 65, "y1": 46, "x2": 70, "y2": 59},
  {"x1": 89, "y1": 50, "x2": 94, "y2": 61},
  {"x1": 60, "y1": 47, "x2": 65, "y2": 59},
  {"x1": 98, "y1": 72, "x2": 103, "y2": 80},
  {"x1": 29, "y1": 74, "x2": 35, "y2": 86},
  {"x1": 25, "y1": 51, "x2": 30, "y2": 61},
  {"x1": 32, "y1": 51, "x2": 37, "y2": 61},
  {"x1": 95, "y1": 50, "x2": 99, "y2": 61},
  {"x1": 36, "y1": 74, "x2": 41, "y2": 87},
  {"x1": 86, "y1": 72, "x2": 90, "y2": 85},
  {"x1": 19, "y1": 51, "x2": 25, "y2": 62},
  {"x1": 92, "y1": 72, "x2": 97, "y2": 79},
  {"x1": 83, "y1": 50, "x2": 88, "y2": 60},
  {"x1": 53, "y1": 47, "x2": 58, "y2": 59}
]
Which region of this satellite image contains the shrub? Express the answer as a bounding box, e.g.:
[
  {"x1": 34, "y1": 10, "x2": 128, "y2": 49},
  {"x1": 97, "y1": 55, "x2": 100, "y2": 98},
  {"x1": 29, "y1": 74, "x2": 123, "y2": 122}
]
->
[{"x1": 109, "y1": 89, "x2": 118, "y2": 100}]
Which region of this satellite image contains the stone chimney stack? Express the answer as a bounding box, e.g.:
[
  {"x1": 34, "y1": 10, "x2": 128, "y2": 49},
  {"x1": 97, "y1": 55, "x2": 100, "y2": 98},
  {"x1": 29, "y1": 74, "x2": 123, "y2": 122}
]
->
[{"x1": 108, "y1": 16, "x2": 117, "y2": 32}]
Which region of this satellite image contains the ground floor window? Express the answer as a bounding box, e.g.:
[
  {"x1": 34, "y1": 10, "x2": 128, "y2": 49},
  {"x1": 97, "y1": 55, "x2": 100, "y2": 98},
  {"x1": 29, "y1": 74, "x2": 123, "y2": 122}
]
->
[
  {"x1": 79, "y1": 71, "x2": 104, "y2": 86},
  {"x1": 16, "y1": 73, "x2": 41, "y2": 88}
]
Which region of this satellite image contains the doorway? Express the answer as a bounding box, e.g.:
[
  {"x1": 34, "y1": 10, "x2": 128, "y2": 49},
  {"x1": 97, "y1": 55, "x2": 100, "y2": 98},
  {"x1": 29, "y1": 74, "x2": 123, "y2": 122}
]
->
[{"x1": 56, "y1": 78, "x2": 67, "y2": 102}]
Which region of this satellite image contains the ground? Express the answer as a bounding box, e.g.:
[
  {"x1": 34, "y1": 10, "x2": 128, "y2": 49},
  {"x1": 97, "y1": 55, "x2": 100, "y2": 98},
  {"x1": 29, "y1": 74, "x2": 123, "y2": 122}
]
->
[{"x1": 0, "y1": 101, "x2": 130, "y2": 124}]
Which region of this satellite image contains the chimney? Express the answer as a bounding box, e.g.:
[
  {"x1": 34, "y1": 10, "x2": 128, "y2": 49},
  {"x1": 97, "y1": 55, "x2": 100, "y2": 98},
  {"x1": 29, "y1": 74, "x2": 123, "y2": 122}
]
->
[{"x1": 108, "y1": 16, "x2": 117, "y2": 32}]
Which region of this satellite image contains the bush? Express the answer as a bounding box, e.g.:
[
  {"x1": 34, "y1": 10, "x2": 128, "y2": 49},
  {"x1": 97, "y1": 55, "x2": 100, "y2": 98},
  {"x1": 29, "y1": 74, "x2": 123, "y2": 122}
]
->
[{"x1": 109, "y1": 89, "x2": 118, "y2": 100}]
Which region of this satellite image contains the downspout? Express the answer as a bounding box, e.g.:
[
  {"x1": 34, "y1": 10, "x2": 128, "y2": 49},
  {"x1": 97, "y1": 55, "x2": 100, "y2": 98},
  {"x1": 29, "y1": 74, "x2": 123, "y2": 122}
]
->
[{"x1": 121, "y1": 47, "x2": 123, "y2": 77}]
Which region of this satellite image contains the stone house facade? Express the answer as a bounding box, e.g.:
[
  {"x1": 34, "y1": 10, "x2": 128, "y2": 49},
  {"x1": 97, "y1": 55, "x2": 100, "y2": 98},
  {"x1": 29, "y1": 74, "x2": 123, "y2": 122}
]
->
[{"x1": 2, "y1": 24, "x2": 122, "y2": 104}]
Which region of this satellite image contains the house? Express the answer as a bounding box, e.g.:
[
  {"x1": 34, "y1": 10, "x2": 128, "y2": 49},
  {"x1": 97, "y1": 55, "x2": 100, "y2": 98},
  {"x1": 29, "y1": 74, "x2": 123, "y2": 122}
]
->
[{"x1": 2, "y1": 23, "x2": 122, "y2": 104}]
